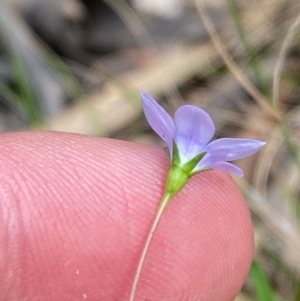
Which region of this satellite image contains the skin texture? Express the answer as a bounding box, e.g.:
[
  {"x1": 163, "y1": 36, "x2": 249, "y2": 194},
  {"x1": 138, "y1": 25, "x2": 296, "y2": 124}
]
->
[{"x1": 0, "y1": 132, "x2": 254, "y2": 301}]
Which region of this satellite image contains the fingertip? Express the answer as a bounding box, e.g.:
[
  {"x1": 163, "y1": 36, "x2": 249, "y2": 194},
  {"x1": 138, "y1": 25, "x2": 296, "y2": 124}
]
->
[
  {"x1": 0, "y1": 132, "x2": 170, "y2": 300},
  {"x1": 0, "y1": 132, "x2": 253, "y2": 301}
]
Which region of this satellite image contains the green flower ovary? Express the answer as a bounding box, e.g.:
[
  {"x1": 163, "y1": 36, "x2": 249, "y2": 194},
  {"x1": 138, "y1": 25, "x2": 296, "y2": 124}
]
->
[
  {"x1": 165, "y1": 164, "x2": 190, "y2": 195},
  {"x1": 165, "y1": 142, "x2": 207, "y2": 196}
]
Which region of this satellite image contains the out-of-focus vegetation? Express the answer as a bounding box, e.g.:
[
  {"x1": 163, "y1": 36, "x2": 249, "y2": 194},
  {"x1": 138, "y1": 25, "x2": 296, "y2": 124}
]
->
[{"x1": 1, "y1": 0, "x2": 300, "y2": 300}]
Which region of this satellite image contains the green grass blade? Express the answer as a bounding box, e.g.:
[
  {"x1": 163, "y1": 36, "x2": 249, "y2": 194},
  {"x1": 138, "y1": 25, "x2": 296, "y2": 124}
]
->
[
  {"x1": 295, "y1": 279, "x2": 300, "y2": 301},
  {"x1": 250, "y1": 260, "x2": 275, "y2": 301},
  {"x1": 42, "y1": 46, "x2": 84, "y2": 100},
  {"x1": 9, "y1": 49, "x2": 42, "y2": 125},
  {"x1": 0, "y1": 79, "x2": 25, "y2": 117}
]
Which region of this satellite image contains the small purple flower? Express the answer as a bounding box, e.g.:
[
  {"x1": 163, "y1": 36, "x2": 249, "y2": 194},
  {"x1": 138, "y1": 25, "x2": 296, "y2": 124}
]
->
[{"x1": 142, "y1": 92, "x2": 265, "y2": 178}]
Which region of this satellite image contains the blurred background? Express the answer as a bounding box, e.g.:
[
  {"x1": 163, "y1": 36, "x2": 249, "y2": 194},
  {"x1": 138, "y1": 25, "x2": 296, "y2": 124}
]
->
[{"x1": 1, "y1": 0, "x2": 300, "y2": 300}]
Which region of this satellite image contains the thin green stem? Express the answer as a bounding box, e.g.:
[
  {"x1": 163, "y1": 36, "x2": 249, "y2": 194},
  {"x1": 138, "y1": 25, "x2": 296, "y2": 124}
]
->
[
  {"x1": 279, "y1": 121, "x2": 300, "y2": 170},
  {"x1": 272, "y1": 13, "x2": 300, "y2": 107},
  {"x1": 128, "y1": 192, "x2": 173, "y2": 301},
  {"x1": 226, "y1": 0, "x2": 269, "y2": 98}
]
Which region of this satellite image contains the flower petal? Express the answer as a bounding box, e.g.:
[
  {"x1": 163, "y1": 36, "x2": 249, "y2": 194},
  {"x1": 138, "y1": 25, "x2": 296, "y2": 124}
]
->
[
  {"x1": 174, "y1": 105, "x2": 215, "y2": 163},
  {"x1": 201, "y1": 138, "x2": 265, "y2": 166},
  {"x1": 142, "y1": 92, "x2": 176, "y2": 154},
  {"x1": 209, "y1": 161, "x2": 244, "y2": 177}
]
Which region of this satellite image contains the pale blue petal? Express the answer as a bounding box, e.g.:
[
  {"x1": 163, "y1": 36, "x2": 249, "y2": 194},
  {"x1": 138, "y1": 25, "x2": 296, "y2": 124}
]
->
[
  {"x1": 142, "y1": 92, "x2": 176, "y2": 154},
  {"x1": 174, "y1": 105, "x2": 215, "y2": 163},
  {"x1": 202, "y1": 138, "x2": 265, "y2": 163},
  {"x1": 210, "y1": 161, "x2": 244, "y2": 177}
]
